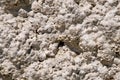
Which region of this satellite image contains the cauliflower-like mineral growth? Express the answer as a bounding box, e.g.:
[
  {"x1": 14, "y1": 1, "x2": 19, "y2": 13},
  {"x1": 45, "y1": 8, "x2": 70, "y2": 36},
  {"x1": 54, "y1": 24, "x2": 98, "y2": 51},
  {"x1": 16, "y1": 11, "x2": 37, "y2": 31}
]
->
[{"x1": 0, "y1": 0, "x2": 120, "y2": 80}]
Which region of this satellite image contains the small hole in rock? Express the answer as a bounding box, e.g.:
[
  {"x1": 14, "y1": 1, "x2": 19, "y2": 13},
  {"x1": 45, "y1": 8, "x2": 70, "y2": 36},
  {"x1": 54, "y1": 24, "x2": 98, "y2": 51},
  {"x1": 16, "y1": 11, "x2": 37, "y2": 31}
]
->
[
  {"x1": 52, "y1": 66, "x2": 55, "y2": 68},
  {"x1": 115, "y1": 51, "x2": 120, "y2": 58},
  {"x1": 58, "y1": 41, "x2": 64, "y2": 48},
  {"x1": 59, "y1": 68, "x2": 62, "y2": 70},
  {"x1": 91, "y1": 4, "x2": 96, "y2": 7}
]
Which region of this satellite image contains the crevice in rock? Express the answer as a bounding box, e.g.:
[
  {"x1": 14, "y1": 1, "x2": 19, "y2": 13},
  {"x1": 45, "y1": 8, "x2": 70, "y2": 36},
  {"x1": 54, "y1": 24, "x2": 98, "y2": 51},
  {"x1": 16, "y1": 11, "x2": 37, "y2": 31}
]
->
[
  {"x1": 6, "y1": 5, "x2": 31, "y2": 17},
  {"x1": 4, "y1": 0, "x2": 32, "y2": 17},
  {"x1": 26, "y1": 45, "x2": 32, "y2": 54},
  {"x1": 0, "y1": 47, "x2": 3, "y2": 54},
  {"x1": 114, "y1": 50, "x2": 120, "y2": 58},
  {"x1": 0, "y1": 73, "x2": 13, "y2": 80}
]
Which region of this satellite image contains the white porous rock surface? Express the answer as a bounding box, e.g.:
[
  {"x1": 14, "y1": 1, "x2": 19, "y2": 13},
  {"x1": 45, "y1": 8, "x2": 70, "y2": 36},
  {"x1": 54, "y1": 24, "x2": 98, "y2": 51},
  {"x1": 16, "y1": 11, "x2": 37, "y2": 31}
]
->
[{"x1": 0, "y1": 0, "x2": 120, "y2": 80}]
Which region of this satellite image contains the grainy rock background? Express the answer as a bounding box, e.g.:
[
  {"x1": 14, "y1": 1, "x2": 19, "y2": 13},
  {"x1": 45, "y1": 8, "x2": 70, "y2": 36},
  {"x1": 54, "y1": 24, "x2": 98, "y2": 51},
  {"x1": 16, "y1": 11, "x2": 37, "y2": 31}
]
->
[{"x1": 0, "y1": 0, "x2": 120, "y2": 80}]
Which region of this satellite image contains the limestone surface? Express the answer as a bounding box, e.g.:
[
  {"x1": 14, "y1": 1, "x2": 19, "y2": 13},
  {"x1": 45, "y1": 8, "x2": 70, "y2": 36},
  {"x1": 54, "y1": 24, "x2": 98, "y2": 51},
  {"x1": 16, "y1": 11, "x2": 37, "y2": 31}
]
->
[{"x1": 0, "y1": 0, "x2": 120, "y2": 80}]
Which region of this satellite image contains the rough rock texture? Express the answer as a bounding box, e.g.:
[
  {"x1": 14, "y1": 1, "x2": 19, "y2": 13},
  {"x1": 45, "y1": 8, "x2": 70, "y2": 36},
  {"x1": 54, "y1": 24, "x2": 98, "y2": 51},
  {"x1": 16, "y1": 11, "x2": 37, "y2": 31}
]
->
[{"x1": 0, "y1": 0, "x2": 120, "y2": 80}]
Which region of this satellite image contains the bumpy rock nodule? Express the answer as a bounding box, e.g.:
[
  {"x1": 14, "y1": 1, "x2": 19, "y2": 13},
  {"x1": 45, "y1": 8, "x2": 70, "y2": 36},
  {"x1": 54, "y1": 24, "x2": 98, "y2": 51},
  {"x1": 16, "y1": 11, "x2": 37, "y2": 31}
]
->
[{"x1": 0, "y1": 0, "x2": 120, "y2": 80}]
